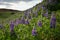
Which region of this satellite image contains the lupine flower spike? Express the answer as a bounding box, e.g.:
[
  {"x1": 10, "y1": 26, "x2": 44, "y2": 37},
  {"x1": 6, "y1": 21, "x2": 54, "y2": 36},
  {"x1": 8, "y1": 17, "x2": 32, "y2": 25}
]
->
[
  {"x1": 43, "y1": 9, "x2": 48, "y2": 18},
  {"x1": 10, "y1": 21, "x2": 14, "y2": 31},
  {"x1": 32, "y1": 27, "x2": 37, "y2": 36},
  {"x1": 42, "y1": 5, "x2": 46, "y2": 11},
  {"x1": 10, "y1": 21, "x2": 17, "y2": 40},
  {"x1": 21, "y1": 16, "x2": 25, "y2": 24},
  {"x1": 15, "y1": 19, "x2": 20, "y2": 25},
  {"x1": 38, "y1": 20, "x2": 42, "y2": 27},
  {"x1": 25, "y1": 19, "x2": 29, "y2": 25},
  {"x1": 50, "y1": 12, "x2": 56, "y2": 28}
]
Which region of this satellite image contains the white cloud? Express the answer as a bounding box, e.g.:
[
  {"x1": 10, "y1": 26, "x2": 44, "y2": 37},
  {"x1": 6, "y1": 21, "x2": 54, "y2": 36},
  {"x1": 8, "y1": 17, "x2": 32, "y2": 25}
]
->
[{"x1": 0, "y1": 0, "x2": 43, "y2": 11}]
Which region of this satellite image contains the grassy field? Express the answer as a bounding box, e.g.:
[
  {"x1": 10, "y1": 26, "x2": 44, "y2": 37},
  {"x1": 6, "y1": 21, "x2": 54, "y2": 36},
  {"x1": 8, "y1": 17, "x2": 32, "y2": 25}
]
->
[{"x1": 0, "y1": 9, "x2": 60, "y2": 40}]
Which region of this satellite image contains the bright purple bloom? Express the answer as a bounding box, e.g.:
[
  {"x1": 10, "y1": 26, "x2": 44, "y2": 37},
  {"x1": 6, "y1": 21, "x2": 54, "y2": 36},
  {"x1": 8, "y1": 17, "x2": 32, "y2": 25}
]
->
[
  {"x1": 10, "y1": 21, "x2": 14, "y2": 31},
  {"x1": 32, "y1": 27, "x2": 37, "y2": 36},
  {"x1": 38, "y1": 21, "x2": 42, "y2": 27},
  {"x1": 50, "y1": 13, "x2": 56, "y2": 28}
]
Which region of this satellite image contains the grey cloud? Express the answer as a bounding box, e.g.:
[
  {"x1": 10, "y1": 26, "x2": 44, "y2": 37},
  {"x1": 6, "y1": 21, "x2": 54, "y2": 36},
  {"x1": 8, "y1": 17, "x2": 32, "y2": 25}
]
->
[
  {"x1": 0, "y1": 2, "x2": 10, "y2": 5},
  {"x1": 0, "y1": 0, "x2": 33, "y2": 8},
  {"x1": 0, "y1": 0, "x2": 33, "y2": 2}
]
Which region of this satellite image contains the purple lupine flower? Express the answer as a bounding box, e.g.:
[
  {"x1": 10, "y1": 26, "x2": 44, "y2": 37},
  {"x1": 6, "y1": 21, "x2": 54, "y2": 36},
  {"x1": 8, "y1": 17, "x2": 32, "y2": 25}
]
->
[
  {"x1": 37, "y1": 5, "x2": 40, "y2": 11},
  {"x1": 27, "y1": 9, "x2": 32, "y2": 14},
  {"x1": 19, "y1": 19, "x2": 22, "y2": 24},
  {"x1": 25, "y1": 19, "x2": 29, "y2": 25},
  {"x1": 43, "y1": 10, "x2": 48, "y2": 18},
  {"x1": 0, "y1": 24, "x2": 3, "y2": 29},
  {"x1": 24, "y1": 11, "x2": 28, "y2": 17},
  {"x1": 32, "y1": 27, "x2": 37, "y2": 36},
  {"x1": 27, "y1": 13, "x2": 32, "y2": 19},
  {"x1": 21, "y1": 16, "x2": 25, "y2": 24},
  {"x1": 15, "y1": 19, "x2": 20, "y2": 25},
  {"x1": 50, "y1": 13, "x2": 56, "y2": 28},
  {"x1": 28, "y1": 15, "x2": 32, "y2": 19},
  {"x1": 42, "y1": 5, "x2": 46, "y2": 10},
  {"x1": 10, "y1": 21, "x2": 14, "y2": 31},
  {"x1": 37, "y1": 20, "x2": 42, "y2": 27},
  {"x1": 35, "y1": 10, "x2": 38, "y2": 17},
  {"x1": 48, "y1": 0, "x2": 52, "y2": 3},
  {"x1": 25, "y1": 11, "x2": 31, "y2": 19}
]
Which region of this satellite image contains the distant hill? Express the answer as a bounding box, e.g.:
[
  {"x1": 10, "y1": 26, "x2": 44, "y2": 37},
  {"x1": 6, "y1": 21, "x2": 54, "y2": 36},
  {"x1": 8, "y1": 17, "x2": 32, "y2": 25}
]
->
[{"x1": 0, "y1": 8, "x2": 21, "y2": 12}]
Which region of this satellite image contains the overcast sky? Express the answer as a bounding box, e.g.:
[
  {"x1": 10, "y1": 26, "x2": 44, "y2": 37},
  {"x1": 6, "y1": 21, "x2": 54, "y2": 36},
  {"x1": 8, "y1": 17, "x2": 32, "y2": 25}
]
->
[{"x1": 0, "y1": 0, "x2": 43, "y2": 11}]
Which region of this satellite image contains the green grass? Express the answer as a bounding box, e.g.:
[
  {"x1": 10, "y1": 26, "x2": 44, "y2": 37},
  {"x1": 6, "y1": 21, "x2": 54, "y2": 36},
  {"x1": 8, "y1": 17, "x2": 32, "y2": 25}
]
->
[{"x1": 0, "y1": 9, "x2": 60, "y2": 40}]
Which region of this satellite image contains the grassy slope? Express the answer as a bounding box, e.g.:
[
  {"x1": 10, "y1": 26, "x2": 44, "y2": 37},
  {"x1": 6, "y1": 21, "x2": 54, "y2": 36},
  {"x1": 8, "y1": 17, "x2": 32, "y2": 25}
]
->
[{"x1": 1, "y1": 10, "x2": 59, "y2": 40}]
